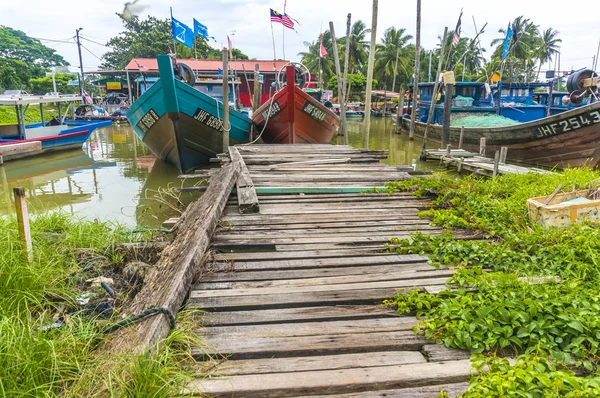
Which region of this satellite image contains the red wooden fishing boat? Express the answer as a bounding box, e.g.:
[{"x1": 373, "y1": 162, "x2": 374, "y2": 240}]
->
[{"x1": 252, "y1": 65, "x2": 340, "y2": 144}]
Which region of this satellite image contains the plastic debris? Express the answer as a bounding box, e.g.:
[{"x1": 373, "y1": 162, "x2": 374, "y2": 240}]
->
[
  {"x1": 86, "y1": 276, "x2": 115, "y2": 287},
  {"x1": 39, "y1": 320, "x2": 65, "y2": 331}
]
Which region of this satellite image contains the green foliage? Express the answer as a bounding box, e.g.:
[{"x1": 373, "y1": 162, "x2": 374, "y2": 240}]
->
[
  {"x1": 101, "y1": 14, "x2": 248, "y2": 70},
  {"x1": 0, "y1": 103, "x2": 69, "y2": 125},
  {"x1": 385, "y1": 169, "x2": 600, "y2": 393},
  {"x1": 466, "y1": 356, "x2": 600, "y2": 397},
  {"x1": 0, "y1": 26, "x2": 69, "y2": 91},
  {"x1": 0, "y1": 213, "x2": 206, "y2": 396},
  {"x1": 29, "y1": 73, "x2": 78, "y2": 95},
  {"x1": 326, "y1": 73, "x2": 376, "y2": 101}
]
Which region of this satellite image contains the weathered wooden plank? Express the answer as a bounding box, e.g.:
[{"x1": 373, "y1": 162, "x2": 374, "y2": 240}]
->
[
  {"x1": 253, "y1": 186, "x2": 389, "y2": 194},
  {"x1": 214, "y1": 225, "x2": 439, "y2": 238},
  {"x1": 223, "y1": 205, "x2": 429, "y2": 216},
  {"x1": 198, "y1": 305, "x2": 397, "y2": 326},
  {"x1": 101, "y1": 163, "x2": 239, "y2": 355},
  {"x1": 196, "y1": 269, "x2": 454, "y2": 290},
  {"x1": 195, "y1": 330, "x2": 428, "y2": 359},
  {"x1": 202, "y1": 317, "x2": 417, "y2": 339},
  {"x1": 422, "y1": 344, "x2": 471, "y2": 362},
  {"x1": 189, "y1": 282, "x2": 449, "y2": 311},
  {"x1": 211, "y1": 251, "x2": 420, "y2": 262},
  {"x1": 0, "y1": 141, "x2": 42, "y2": 156},
  {"x1": 217, "y1": 219, "x2": 431, "y2": 232},
  {"x1": 221, "y1": 211, "x2": 423, "y2": 224},
  {"x1": 191, "y1": 276, "x2": 451, "y2": 299},
  {"x1": 186, "y1": 360, "x2": 475, "y2": 397},
  {"x1": 296, "y1": 383, "x2": 470, "y2": 398},
  {"x1": 214, "y1": 351, "x2": 427, "y2": 376},
  {"x1": 229, "y1": 147, "x2": 260, "y2": 214},
  {"x1": 201, "y1": 262, "x2": 436, "y2": 281}
]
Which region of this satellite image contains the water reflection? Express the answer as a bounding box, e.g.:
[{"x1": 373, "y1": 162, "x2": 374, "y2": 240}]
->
[{"x1": 0, "y1": 119, "x2": 436, "y2": 227}]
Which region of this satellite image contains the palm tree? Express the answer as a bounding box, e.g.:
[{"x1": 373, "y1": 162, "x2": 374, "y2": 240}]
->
[
  {"x1": 373, "y1": 27, "x2": 413, "y2": 91},
  {"x1": 490, "y1": 16, "x2": 539, "y2": 61},
  {"x1": 298, "y1": 31, "x2": 335, "y2": 87},
  {"x1": 338, "y1": 20, "x2": 371, "y2": 75},
  {"x1": 536, "y1": 28, "x2": 561, "y2": 80}
]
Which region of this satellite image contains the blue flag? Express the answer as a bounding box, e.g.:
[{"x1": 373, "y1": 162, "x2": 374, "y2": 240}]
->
[
  {"x1": 171, "y1": 9, "x2": 194, "y2": 49},
  {"x1": 193, "y1": 19, "x2": 208, "y2": 39},
  {"x1": 502, "y1": 22, "x2": 513, "y2": 60}
]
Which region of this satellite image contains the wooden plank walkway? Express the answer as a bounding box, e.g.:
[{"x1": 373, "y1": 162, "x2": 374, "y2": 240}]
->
[
  {"x1": 185, "y1": 145, "x2": 473, "y2": 397},
  {"x1": 423, "y1": 148, "x2": 551, "y2": 176}
]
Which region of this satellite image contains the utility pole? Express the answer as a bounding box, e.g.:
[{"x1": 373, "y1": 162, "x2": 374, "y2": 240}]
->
[
  {"x1": 76, "y1": 28, "x2": 85, "y2": 99},
  {"x1": 363, "y1": 0, "x2": 378, "y2": 149},
  {"x1": 409, "y1": 0, "x2": 421, "y2": 140}
]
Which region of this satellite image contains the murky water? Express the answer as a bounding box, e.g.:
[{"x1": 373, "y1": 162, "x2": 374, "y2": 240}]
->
[{"x1": 0, "y1": 119, "x2": 434, "y2": 227}]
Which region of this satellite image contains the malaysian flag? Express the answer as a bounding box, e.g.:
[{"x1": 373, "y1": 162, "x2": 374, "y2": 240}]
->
[
  {"x1": 281, "y1": 13, "x2": 294, "y2": 29},
  {"x1": 270, "y1": 9, "x2": 283, "y2": 23},
  {"x1": 452, "y1": 14, "x2": 462, "y2": 47}
]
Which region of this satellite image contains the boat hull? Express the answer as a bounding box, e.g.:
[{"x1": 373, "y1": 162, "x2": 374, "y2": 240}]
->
[
  {"x1": 253, "y1": 85, "x2": 339, "y2": 144},
  {"x1": 128, "y1": 56, "x2": 252, "y2": 172},
  {"x1": 401, "y1": 102, "x2": 600, "y2": 168},
  {"x1": 0, "y1": 120, "x2": 111, "y2": 161}
]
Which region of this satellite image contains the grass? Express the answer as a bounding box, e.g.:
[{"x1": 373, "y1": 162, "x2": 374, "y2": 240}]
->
[
  {"x1": 384, "y1": 170, "x2": 600, "y2": 397},
  {"x1": 0, "y1": 103, "x2": 70, "y2": 125},
  {"x1": 0, "y1": 212, "x2": 209, "y2": 397}
]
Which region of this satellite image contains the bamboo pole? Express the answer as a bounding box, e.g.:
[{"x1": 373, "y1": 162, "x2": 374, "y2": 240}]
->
[
  {"x1": 329, "y1": 22, "x2": 348, "y2": 141},
  {"x1": 420, "y1": 26, "x2": 448, "y2": 156},
  {"x1": 342, "y1": 14, "x2": 352, "y2": 146},
  {"x1": 222, "y1": 49, "x2": 230, "y2": 152},
  {"x1": 363, "y1": 0, "x2": 378, "y2": 149},
  {"x1": 252, "y1": 63, "x2": 260, "y2": 113},
  {"x1": 396, "y1": 87, "x2": 405, "y2": 133},
  {"x1": 13, "y1": 187, "x2": 33, "y2": 263},
  {"x1": 409, "y1": 0, "x2": 421, "y2": 140}
]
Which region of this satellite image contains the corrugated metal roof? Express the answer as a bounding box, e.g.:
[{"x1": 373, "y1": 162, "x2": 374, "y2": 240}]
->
[{"x1": 125, "y1": 58, "x2": 289, "y2": 73}]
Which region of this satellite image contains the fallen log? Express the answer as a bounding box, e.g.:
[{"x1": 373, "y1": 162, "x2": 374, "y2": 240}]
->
[{"x1": 101, "y1": 162, "x2": 239, "y2": 354}]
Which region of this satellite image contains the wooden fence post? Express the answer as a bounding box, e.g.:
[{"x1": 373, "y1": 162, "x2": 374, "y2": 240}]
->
[
  {"x1": 493, "y1": 151, "x2": 500, "y2": 177},
  {"x1": 479, "y1": 137, "x2": 486, "y2": 156},
  {"x1": 500, "y1": 146, "x2": 508, "y2": 164},
  {"x1": 13, "y1": 187, "x2": 32, "y2": 263},
  {"x1": 458, "y1": 126, "x2": 464, "y2": 149}
]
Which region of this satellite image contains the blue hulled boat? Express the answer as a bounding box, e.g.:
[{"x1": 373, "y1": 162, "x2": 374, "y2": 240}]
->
[
  {"x1": 0, "y1": 94, "x2": 111, "y2": 161},
  {"x1": 128, "y1": 55, "x2": 252, "y2": 172}
]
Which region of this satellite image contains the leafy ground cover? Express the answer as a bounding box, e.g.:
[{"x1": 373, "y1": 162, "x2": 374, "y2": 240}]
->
[
  {"x1": 0, "y1": 212, "x2": 207, "y2": 397},
  {"x1": 384, "y1": 170, "x2": 600, "y2": 397}
]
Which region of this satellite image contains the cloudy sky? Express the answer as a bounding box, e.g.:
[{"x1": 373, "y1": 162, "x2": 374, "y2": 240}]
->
[{"x1": 2, "y1": 0, "x2": 599, "y2": 74}]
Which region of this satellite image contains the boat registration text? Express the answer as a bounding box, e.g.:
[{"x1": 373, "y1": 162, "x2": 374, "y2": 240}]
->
[
  {"x1": 193, "y1": 108, "x2": 224, "y2": 132},
  {"x1": 536, "y1": 110, "x2": 600, "y2": 138},
  {"x1": 302, "y1": 101, "x2": 327, "y2": 123},
  {"x1": 136, "y1": 109, "x2": 160, "y2": 135},
  {"x1": 261, "y1": 101, "x2": 282, "y2": 121}
]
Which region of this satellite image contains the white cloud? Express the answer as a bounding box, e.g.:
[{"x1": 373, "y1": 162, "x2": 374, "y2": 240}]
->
[{"x1": 2, "y1": 0, "x2": 599, "y2": 73}]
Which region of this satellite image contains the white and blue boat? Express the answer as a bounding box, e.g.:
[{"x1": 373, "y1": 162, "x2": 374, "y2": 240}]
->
[
  {"x1": 128, "y1": 55, "x2": 252, "y2": 172},
  {"x1": 0, "y1": 94, "x2": 111, "y2": 161}
]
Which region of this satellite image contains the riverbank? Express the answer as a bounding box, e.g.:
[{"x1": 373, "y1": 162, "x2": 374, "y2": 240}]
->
[
  {"x1": 0, "y1": 103, "x2": 69, "y2": 125},
  {"x1": 386, "y1": 169, "x2": 600, "y2": 395},
  {"x1": 0, "y1": 212, "x2": 206, "y2": 396}
]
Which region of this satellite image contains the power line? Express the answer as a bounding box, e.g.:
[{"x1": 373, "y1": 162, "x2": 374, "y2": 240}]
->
[
  {"x1": 80, "y1": 35, "x2": 111, "y2": 47},
  {"x1": 36, "y1": 36, "x2": 75, "y2": 44},
  {"x1": 80, "y1": 43, "x2": 104, "y2": 61}
]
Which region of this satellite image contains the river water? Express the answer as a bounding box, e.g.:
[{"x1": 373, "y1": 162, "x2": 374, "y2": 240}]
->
[{"x1": 0, "y1": 118, "x2": 433, "y2": 228}]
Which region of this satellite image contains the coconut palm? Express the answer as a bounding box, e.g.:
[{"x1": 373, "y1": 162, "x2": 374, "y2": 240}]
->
[
  {"x1": 490, "y1": 16, "x2": 539, "y2": 61},
  {"x1": 298, "y1": 31, "x2": 335, "y2": 86},
  {"x1": 374, "y1": 27, "x2": 413, "y2": 91},
  {"x1": 536, "y1": 28, "x2": 561, "y2": 80},
  {"x1": 338, "y1": 20, "x2": 371, "y2": 75}
]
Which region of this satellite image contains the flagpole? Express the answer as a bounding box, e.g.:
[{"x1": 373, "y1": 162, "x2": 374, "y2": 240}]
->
[
  {"x1": 194, "y1": 39, "x2": 198, "y2": 75},
  {"x1": 270, "y1": 22, "x2": 277, "y2": 70},
  {"x1": 282, "y1": 0, "x2": 286, "y2": 60}
]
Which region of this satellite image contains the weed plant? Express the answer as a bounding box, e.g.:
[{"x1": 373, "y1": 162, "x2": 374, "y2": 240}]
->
[
  {"x1": 384, "y1": 170, "x2": 600, "y2": 396},
  {"x1": 0, "y1": 212, "x2": 207, "y2": 397}
]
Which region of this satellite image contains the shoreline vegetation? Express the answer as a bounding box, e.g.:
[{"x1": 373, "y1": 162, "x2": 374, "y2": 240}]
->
[
  {"x1": 385, "y1": 169, "x2": 600, "y2": 396},
  {"x1": 0, "y1": 212, "x2": 207, "y2": 397},
  {"x1": 0, "y1": 103, "x2": 70, "y2": 126}
]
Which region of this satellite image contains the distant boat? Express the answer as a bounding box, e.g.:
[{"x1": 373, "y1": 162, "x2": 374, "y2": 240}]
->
[
  {"x1": 252, "y1": 64, "x2": 339, "y2": 144},
  {"x1": 128, "y1": 55, "x2": 252, "y2": 172},
  {"x1": 402, "y1": 71, "x2": 600, "y2": 168},
  {"x1": 0, "y1": 95, "x2": 111, "y2": 161},
  {"x1": 74, "y1": 104, "x2": 128, "y2": 123}
]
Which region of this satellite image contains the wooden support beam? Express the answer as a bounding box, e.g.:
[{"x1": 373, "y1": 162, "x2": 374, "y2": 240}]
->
[
  {"x1": 13, "y1": 187, "x2": 33, "y2": 263},
  {"x1": 458, "y1": 126, "x2": 464, "y2": 149},
  {"x1": 500, "y1": 146, "x2": 508, "y2": 164},
  {"x1": 493, "y1": 151, "x2": 500, "y2": 178},
  {"x1": 229, "y1": 147, "x2": 260, "y2": 214},
  {"x1": 479, "y1": 137, "x2": 486, "y2": 156},
  {"x1": 0, "y1": 141, "x2": 42, "y2": 157},
  {"x1": 101, "y1": 162, "x2": 239, "y2": 355}
]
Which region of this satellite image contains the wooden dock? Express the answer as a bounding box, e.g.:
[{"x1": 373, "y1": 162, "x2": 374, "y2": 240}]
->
[
  {"x1": 179, "y1": 144, "x2": 474, "y2": 397},
  {"x1": 423, "y1": 144, "x2": 552, "y2": 177}
]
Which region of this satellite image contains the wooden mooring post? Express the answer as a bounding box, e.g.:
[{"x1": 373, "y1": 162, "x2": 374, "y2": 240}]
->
[
  {"x1": 329, "y1": 21, "x2": 348, "y2": 142},
  {"x1": 479, "y1": 137, "x2": 486, "y2": 156},
  {"x1": 222, "y1": 48, "x2": 230, "y2": 152},
  {"x1": 13, "y1": 187, "x2": 33, "y2": 263},
  {"x1": 493, "y1": 151, "x2": 500, "y2": 178},
  {"x1": 500, "y1": 146, "x2": 508, "y2": 165},
  {"x1": 458, "y1": 126, "x2": 464, "y2": 150}
]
